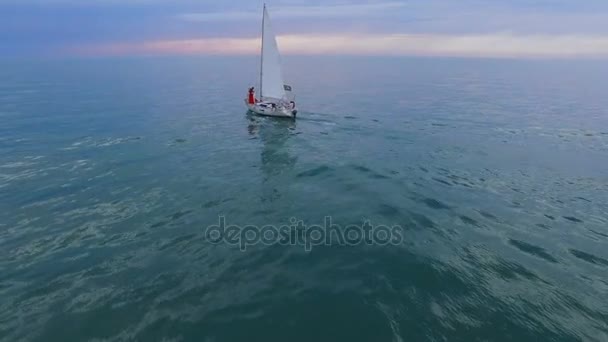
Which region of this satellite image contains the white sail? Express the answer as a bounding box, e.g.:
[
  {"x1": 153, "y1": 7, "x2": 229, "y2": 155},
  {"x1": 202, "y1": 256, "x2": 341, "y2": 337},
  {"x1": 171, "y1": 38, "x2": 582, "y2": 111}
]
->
[{"x1": 260, "y1": 5, "x2": 286, "y2": 101}]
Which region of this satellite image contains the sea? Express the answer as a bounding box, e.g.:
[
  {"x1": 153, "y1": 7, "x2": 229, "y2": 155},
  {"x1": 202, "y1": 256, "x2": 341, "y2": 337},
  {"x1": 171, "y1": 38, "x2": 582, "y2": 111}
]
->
[{"x1": 0, "y1": 56, "x2": 607, "y2": 341}]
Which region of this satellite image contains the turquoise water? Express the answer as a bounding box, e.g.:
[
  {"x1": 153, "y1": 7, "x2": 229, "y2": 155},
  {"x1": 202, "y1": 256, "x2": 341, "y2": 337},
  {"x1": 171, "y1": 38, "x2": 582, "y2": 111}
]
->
[{"x1": 1, "y1": 57, "x2": 607, "y2": 341}]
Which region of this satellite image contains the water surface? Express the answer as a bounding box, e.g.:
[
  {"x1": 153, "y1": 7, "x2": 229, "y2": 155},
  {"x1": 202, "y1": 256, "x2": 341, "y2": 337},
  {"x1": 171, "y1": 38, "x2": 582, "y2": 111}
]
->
[{"x1": 0, "y1": 56, "x2": 607, "y2": 341}]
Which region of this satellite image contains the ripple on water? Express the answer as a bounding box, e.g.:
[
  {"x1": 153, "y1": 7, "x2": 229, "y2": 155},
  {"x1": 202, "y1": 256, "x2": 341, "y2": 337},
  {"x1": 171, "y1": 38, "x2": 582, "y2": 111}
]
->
[
  {"x1": 168, "y1": 209, "x2": 193, "y2": 222},
  {"x1": 432, "y1": 177, "x2": 452, "y2": 186},
  {"x1": 535, "y1": 223, "x2": 551, "y2": 230},
  {"x1": 462, "y1": 247, "x2": 548, "y2": 285},
  {"x1": 563, "y1": 216, "x2": 583, "y2": 223},
  {"x1": 508, "y1": 239, "x2": 558, "y2": 264},
  {"x1": 409, "y1": 212, "x2": 437, "y2": 230},
  {"x1": 476, "y1": 210, "x2": 500, "y2": 222},
  {"x1": 202, "y1": 199, "x2": 222, "y2": 208},
  {"x1": 569, "y1": 249, "x2": 608, "y2": 267},
  {"x1": 421, "y1": 198, "x2": 451, "y2": 210},
  {"x1": 350, "y1": 164, "x2": 391, "y2": 180},
  {"x1": 296, "y1": 165, "x2": 332, "y2": 178},
  {"x1": 459, "y1": 215, "x2": 484, "y2": 228},
  {"x1": 375, "y1": 203, "x2": 402, "y2": 218},
  {"x1": 589, "y1": 229, "x2": 608, "y2": 239}
]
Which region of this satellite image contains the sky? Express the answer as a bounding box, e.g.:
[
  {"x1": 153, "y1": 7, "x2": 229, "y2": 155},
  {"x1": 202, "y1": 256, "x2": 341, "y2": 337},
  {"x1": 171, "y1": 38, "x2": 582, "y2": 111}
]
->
[{"x1": 1, "y1": 0, "x2": 608, "y2": 58}]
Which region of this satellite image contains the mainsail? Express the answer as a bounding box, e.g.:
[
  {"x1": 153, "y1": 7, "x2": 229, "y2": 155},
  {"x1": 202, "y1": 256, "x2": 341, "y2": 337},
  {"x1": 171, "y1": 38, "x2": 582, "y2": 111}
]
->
[{"x1": 260, "y1": 5, "x2": 286, "y2": 101}]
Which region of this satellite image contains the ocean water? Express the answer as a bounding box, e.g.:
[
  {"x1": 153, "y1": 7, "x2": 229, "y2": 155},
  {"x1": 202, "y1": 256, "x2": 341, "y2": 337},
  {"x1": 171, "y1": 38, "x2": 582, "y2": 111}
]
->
[{"x1": 0, "y1": 56, "x2": 607, "y2": 341}]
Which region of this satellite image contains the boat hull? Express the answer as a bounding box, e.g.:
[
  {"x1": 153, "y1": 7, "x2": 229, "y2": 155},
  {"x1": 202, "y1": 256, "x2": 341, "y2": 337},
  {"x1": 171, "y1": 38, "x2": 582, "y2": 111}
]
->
[{"x1": 245, "y1": 101, "x2": 297, "y2": 118}]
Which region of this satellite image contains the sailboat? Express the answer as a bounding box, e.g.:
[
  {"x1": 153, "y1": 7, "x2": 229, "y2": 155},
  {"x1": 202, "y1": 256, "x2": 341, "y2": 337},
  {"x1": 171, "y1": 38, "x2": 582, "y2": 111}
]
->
[{"x1": 245, "y1": 4, "x2": 298, "y2": 118}]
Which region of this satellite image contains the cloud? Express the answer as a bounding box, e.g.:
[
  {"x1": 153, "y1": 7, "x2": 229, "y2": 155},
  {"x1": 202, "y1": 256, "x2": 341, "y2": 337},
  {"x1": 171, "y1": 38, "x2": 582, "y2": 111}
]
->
[
  {"x1": 401, "y1": 2, "x2": 608, "y2": 35},
  {"x1": 178, "y1": 2, "x2": 406, "y2": 21},
  {"x1": 71, "y1": 33, "x2": 608, "y2": 59},
  {"x1": 3, "y1": 0, "x2": 608, "y2": 57}
]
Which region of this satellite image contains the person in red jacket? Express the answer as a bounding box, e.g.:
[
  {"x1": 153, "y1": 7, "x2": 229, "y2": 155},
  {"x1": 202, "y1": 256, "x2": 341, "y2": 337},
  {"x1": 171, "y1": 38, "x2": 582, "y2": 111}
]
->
[{"x1": 247, "y1": 87, "x2": 256, "y2": 104}]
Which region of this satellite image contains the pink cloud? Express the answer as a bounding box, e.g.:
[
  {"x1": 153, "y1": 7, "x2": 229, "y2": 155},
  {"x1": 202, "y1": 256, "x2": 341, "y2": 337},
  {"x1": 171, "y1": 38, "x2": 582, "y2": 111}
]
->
[{"x1": 69, "y1": 33, "x2": 608, "y2": 58}]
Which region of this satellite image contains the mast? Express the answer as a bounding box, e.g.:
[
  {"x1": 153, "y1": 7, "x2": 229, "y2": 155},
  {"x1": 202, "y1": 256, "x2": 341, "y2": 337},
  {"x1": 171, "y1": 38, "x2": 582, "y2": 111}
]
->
[{"x1": 260, "y1": 4, "x2": 265, "y2": 99}]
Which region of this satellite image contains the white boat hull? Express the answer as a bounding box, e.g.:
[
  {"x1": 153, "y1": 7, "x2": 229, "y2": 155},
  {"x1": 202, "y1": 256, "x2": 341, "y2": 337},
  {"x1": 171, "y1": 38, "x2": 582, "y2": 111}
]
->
[{"x1": 245, "y1": 101, "x2": 297, "y2": 118}]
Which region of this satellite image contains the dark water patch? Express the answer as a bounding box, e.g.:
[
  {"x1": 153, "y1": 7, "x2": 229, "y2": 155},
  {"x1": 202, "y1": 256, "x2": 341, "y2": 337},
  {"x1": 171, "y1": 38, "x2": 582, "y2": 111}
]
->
[
  {"x1": 589, "y1": 229, "x2": 608, "y2": 239},
  {"x1": 376, "y1": 204, "x2": 402, "y2": 218},
  {"x1": 419, "y1": 167, "x2": 428, "y2": 173},
  {"x1": 202, "y1": 200, "x2": 221, "y2": 209},
  {"x1": 338, "y1": 181, "x2": 360, "y2": 193},
  {"x1": 296, "y1": 165, "x2": 331, "y2": 178},
  {"x1": 447, "y1": 174, "x2": 466, "y2": 182},
  {"x1": 569, "y1": 249, "x2": 608, "y2": 267},
  {"x1": 174, "y1": 138, "x2": 187, "y2": 143},
  {"x1": 453, "y1": 176, "x2": 474, "y2": 188},
  {"x1": 491, "y1": 258, "x2": 546, "y2": 283},
  {"x1": 432, "y1": 177, "x2": 452, "y2": 186},
  {"x1": 437, "y1": 167, "x2": 450, "y2": 174},
  {"x1": 99, "y1": 234, "x2": 124, "y2": 246},
  {"x1": 459, "y1": 215, "x2": 482, "y2": 228},
  {"x1": 168, "y1": 210, "x2": 193, "y2": 221},
  {"x1": 410, "y1": 213, "x2": 436, "y2": 229},
  {"x1": 372, "y1": 119, "x2": 379, "y2": 122},
  {"x1": 352, "y1": 165, "x2": 371, "y2": 173},
  {"x1": 535, "y1": 223, "x2": 551, "y2": 230},
  {"x1": 563, "y1": 216, "x2": 583, "y2": 223},
  {"x1": 421, "y1": 198, "x2": 450, "y2": 210},
  {"x1": 544, "y1": 214, "x2": 555, "y2": 220},
  {"x1": 350, "y1": 165, "x2": 389, "y2": 180},
  {"x1": 344, "y1": 115, "x2": 357, "y2": 119},
  {"x1": 508, "y1": 239, "x2": 558, "y2": 263},
  {"x1": 150, "y1": 220, "x2": 168, "y2": 228},
  {"x1": 370, "y1": 173, "x2": 389, "y2": 180},
  {"x1": 454, "y1": 181, "x2": 473, "y2": 188},
  {"x1": 477, "y1": 210, "x2": 499, "y2": 221},
  {"x1": 574, "y1": 196, "x2": 591, "y2": 203},
  {"x1": 259, "y1": 188, "x2": 283, "y2": 203},
  {"x1": 135, "y1": 231, "x2": 148, "y2": 238}
]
